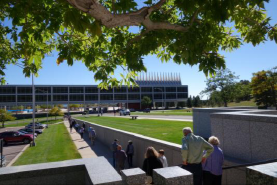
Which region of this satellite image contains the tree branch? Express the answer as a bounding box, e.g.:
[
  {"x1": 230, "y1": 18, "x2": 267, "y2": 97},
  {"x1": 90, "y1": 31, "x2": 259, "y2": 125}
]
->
[{"x1": 66, "y1": 0, "x2": 189, "y2": 32}]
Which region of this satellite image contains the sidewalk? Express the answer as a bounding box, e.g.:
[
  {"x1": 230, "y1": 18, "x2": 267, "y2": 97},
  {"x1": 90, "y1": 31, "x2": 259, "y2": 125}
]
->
[{"x1": 64, "y1": 120, "x2": 113, "y2": 165}]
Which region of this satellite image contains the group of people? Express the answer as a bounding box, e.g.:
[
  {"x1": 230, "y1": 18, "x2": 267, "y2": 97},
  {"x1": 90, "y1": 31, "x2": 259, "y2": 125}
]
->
[
  {"x1": 111, "y1": 140, "x2": 168, "y2": 175},
  {"x1": 68, "y1": 119, "x2": 97, "y2": 144},
  {"x1": 111, "y1": 127, "x2": 223, "y2": 185},
  {"x1": 181, "y1": 127, "x2": 224, "y2": 185},
  {"x1": 67, "y1": 116, "x2": 223, "y2": 185}
]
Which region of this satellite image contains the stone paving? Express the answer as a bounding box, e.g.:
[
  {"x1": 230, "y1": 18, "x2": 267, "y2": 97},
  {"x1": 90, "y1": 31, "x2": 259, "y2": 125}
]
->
[{"x1": 64, "y1": 120, "x2": 113, "y2": 164}]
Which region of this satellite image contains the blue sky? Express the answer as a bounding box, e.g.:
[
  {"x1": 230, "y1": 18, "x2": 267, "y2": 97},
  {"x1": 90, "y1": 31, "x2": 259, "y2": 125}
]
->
[{"x1": 3, "y1": 1, "x2": 277, "y2": 98}]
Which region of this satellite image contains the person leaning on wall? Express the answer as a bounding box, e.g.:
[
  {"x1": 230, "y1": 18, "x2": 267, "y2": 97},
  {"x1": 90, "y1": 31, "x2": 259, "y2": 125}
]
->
[
  {"x1": 181, "y1": 127, "x2": 214, "y2": 185},
  {"x1": 202, "y1": 136, "x2": 224, "y2": 185}
]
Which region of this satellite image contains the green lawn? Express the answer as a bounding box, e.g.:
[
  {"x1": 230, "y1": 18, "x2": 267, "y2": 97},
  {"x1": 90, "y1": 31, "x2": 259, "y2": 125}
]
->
[
  {"x1": 228, "y1": 100, "x2": 256, "y2": 107},
  {"x1": 4, "y1": 119, "x2": 63, "y2": 128},
  {"x1": 13, "y1": 123, "x2": 81, "y2": 166},
  {"x1": 5, "y1": 116, "x2": 64, "y2": 125},
  {"x1": 132, "y1": 110, "x2": 193, "y2": 116},
  {"x1": 78, "y1": 116, "x2": 192, "y2": 144}
]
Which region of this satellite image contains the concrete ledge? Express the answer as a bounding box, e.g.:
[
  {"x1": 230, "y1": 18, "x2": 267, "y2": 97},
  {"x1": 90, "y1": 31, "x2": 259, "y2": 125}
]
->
[
  {"x1": 246, "y1": 162, "x2": 277, "y2": 185},
  {"x1": 121, "y1": 168, "x2": 146, "y2": 185},
  {"x1": 153, "y1": 166, "x2": 193, "y2": 185},
  {"x1": 0, "y1": 157, "x2": 122, "y2": 185}
]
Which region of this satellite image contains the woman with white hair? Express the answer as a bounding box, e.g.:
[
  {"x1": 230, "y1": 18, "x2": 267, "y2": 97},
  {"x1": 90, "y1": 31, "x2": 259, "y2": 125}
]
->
[{"x1": 202, "y1": 136, "x2": 224, "y2": 185}]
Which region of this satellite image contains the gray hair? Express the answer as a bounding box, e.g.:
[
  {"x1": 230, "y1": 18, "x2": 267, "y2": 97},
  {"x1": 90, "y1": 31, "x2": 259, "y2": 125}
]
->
[
  {"x1": 182, "y1": 127, "x2": 192, "y2": 134},
  {"x1": 208, "y1": 136, "x2": 220, "y2": 146}
]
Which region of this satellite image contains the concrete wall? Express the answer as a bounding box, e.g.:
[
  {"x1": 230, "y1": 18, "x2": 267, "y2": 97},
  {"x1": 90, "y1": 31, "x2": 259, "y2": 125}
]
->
[
  {"x1": 74, "y1": 118, "x2": 183, "y2": 168},
  {"x1": 211, "y1": 111, "x2": 277, "y2": 163},
  {"x1": 193, "y1": 108, "x2": 256, "y2": 139},
  {"x1": 246, "y1": 162, "x2": 277, "y2": 185},
  {"x1": 0, "y1": 157, "x2": 122, "y2": 185},
  {"x1": 210, "y1": 110, "x2": 277, "y2": 185}
]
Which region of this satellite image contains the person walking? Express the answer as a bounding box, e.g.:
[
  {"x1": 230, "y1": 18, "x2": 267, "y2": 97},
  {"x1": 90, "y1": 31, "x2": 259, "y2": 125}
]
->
[
  {"x1": 90, "y1": 128, "x2": 96, "y2": 145},
  {"x1": 158, "y1": 149, "x2": 168, "y2": 167},
  {"x1": 181, "y1": 127, "x2": 214, "y2": 185},
  {"x1": 79, "y1": 127, "x2": 84, "y2": 139},
  {"x1": 142, "y1": 147, "x2": 163, "y2": 184},
  {"x1": 111, "y1": 139, "x2": 119, "y2": 168},
  {"x1": 202, "y1": 136, "x2": 224, "y2": 185},
  {"x1": 115, "y1": 145, "x2": 127, "y2": 173},
  {"x1": 88, "y1": 126, "x2": 92, "y2": 139},
  {"x1": 126, "y1": 140, "x2": 134, "y2": 168},
  {"x1": 82, "y1": 122, "x2": 86, "y2": 132},
  {"x1": 70, "y1": 122, "x2": 73, "y2": 133}
]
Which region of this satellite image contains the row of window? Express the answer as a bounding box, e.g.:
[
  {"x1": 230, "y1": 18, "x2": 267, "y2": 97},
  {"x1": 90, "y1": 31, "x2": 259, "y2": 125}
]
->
[
  {"x1": 0, "y1": 93, "x2": 188, "y2": 102},
  {"x1": 0, "y1": 86, "x2": 188, "y2": 94}
]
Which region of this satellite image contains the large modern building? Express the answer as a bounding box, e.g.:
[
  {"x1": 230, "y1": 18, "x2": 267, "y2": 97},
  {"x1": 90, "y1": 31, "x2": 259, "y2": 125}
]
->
[{"x1": 0, "y1": 73, "x2": 188, "y2": 110}]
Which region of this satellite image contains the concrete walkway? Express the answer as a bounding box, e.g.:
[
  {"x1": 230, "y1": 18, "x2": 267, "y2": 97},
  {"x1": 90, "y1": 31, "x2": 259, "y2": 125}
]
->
[{"x1": 64, "y1": 121, "x2": 113, "y2": 165}]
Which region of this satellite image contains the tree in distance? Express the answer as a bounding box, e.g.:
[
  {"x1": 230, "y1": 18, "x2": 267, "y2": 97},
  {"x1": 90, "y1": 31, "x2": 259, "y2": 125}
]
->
[
  {"x1": 1, "y1": 0, "x2": 277, "y2": 86},
  {"x1": 251, "y1": 67, "x2": 277, "y2": 109},
  {"x1": 0, "y1": 109, "x2": 16, "y2": 127},
  {"x1": 202, "y1": 69, "x2": 239, "y2": 107},
  {"x1": 141, "y1": 96, "x2": 152, "y2": 109},
  {"x1": 49, "y1": 107, "x2": 64, "y2": 120},
  {"x1": 187, "y1": 96, "x2": 192, "y2": 108}
]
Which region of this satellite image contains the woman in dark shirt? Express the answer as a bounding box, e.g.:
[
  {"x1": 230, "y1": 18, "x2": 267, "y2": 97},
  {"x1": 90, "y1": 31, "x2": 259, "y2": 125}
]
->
[{"x1": 142, "y1": 147, "x2": 163, "y2": 178}]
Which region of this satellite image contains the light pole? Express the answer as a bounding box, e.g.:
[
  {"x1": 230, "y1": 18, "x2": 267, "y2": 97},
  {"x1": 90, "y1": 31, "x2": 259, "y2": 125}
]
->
[
  {"x1": 154, "y1": 88, "x2": 164, "y2": 109},
  {"x1": 15, "y1": 63, "x2": 36, "y2": 146},
  {"x1": 31, "y1": 73, "x2": 36, "y2": 146}
]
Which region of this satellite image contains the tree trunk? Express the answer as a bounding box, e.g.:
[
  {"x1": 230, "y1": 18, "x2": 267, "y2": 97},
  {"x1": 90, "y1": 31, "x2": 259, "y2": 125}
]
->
[
  {"x1": 224, "y1": 101, "x2": 228, "y2": 107},
  {"x1": 2, "y1": 121, "x2": 4, "y2": 128}
]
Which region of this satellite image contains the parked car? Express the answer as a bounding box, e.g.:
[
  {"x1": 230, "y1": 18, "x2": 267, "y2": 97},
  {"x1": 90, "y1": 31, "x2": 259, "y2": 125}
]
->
[
  {"x1": 129, "y1": 108, "x2": 135, "y2": 112},
  {"x1": 26, "y1": 122, "x2": 48, "y2": 129},
  {"x1": 143, "y1": 108, "x2": 151, "y2": 113},
  {"x1": 0, "y1": 131, "x2": 33, "y2": 145},
  {"x1": 119, "y1": 109, "x2": 130, "y2": 116},
  {"x1": 18, "y1": 130, "x2": 38, "y2": 138},
  {"x1": 19, "y1": 128, "x2": 43, "y2": 135}
]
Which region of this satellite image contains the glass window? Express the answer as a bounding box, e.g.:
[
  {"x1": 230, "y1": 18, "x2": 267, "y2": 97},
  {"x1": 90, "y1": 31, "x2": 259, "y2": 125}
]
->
[
  {"x1": 85, "y1": 94, "x2": 98, "y2": 101},
  {"x1": 114, "y1": 87, "x2": 127, "y2": 93},
  {"x1": 166, "y1": 87, "x2": 176, "y2": 92},
  {"x1": 17, "y1": 87, "x2": 32, "y2": 94},
  {"x1": 70, "y1": 95, "x2": 84, "y2": 101},
  {"x1": 36, "y1": 95, "x2": 51, "y2": 102},
  {"x1": 0, "y1": 87, "x2": 16, "y2": 94},
  {"x1": 177, "y1": 93, "x2": 188, "y2": 99},
  {"x1": 18, "y1": 95, "x2": 32, "y2": 102},
  {"x1": 154, "y1": 94, "x2": 163, "y2": 99},
  {"x1": 154, "y1": 87, "x2": 164, "y2": 92},
  {"x1": 53, "y1": 87, "x2": 68, "y2": 93},
  {"x1": 166, "y1": 93, "x2": 176, "y2": 99},
  {"x1": 100, "y1": 87, "x2": 113, "y2": 93},
  {"x1": 128, "y1": 87, "x2": 140, "y2": 93},
  {"x1": 35, "y1": 87, "x2": 51, "y2": 93},
  {"x1": 85, "y1": 87, "x2": 98, "y2": 93},
  {"x1": 70, "y1": 87, "x2": 84, "y2": 93},
  {"x1": 128, "y1": 94, "x2": 140, "y2": 100},
  {"x1": 0, "y1": 95, "x2": 16, "y2": 102},
  {"x1": 114, "y1": 94, "x2": 127, "y2": 100},
  {"x1": 53, "y1": 95, "x2": 68, "y2": 101},
  {"x1": 100, "y1": 94, "x2": 113, "y2": 100},
  {"x1": 177, "y1": 87, "x2": 188, "y2": 92},
  {"x1": 141, "y1": 87, "x2": 152, "y2": 92}
]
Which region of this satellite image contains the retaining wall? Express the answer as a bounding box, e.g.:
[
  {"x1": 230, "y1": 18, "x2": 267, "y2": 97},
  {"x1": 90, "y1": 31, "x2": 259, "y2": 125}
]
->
[{"x1": 74, "y1": 118, "x2": 183, "y2": 168}]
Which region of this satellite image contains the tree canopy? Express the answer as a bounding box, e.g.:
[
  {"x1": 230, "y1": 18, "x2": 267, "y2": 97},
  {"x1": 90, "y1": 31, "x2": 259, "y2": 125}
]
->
[
  {"x1": 1, "y1": 0, "x2": 277, "y2": 86},
  {"x1": 201, "y1": 68, "x2": 239, "y2": 107},
  {"x1": 0, "y1": 109, "x2": 16, "y2": 127},
  {"x1": 251, "y1": 67, "x2": 277, "y2": 109}
]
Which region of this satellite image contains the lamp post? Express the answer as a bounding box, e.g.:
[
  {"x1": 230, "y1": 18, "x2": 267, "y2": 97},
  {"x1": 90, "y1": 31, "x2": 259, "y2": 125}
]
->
[
  {"x1": 15, "y1": 63, "x2": 36, "y2": 146},
  {"x1": 154, "y1": 88, "x2": 164, "y2": 109},
  {"x1": 31, "y1": 73, "x2": 36, "y2": 146}
]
